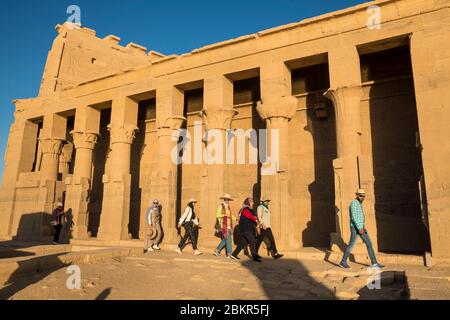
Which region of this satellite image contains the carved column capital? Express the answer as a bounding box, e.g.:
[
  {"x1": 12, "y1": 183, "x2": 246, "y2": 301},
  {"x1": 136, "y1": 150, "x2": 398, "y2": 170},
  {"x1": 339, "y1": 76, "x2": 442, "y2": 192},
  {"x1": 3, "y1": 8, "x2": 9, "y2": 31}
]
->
[
  {"x1": 107, "y1": 124, "x2": 138, "y2": 144},
  {"x1": 156, "y1": 115, "x2": 186, "y2": 130},
  {"x1": 323, "y1": 86, "x2": 362, "y2": 115},
  {"x1": 38, "y1": 137, "x2": 65, "y2": 159},
  {"x1": 256, "y1": 96, "x2": 297, "y2": 122},
  {"x1": 71, "y1": 131, "x2": 99, "y2": 150},
  {"x1": 198, "y1": 108, "x2": 238, "y2": 131},
  {"x1": 156, "y1": 116, "x2": 187, "y2": 138}
]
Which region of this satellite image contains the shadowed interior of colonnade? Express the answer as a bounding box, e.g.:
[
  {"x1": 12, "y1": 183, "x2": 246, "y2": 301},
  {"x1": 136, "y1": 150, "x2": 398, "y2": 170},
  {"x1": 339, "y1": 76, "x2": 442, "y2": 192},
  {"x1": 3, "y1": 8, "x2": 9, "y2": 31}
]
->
[
  {"x1": 175, "y1": 72, "x2": 264, "y2": 244},
  {"x1": 231, "y1": 72, "x2": 264, "y2": 207},
  {"x1": 359, "y1": 37, "x2": 431, "y2": 254},
  {"x1": 129, "y1": 98, "x2": 156, "y2": 239},
  {"x1": 288, "y1": 54, "x2": 338, "y2": 248},
  {"x1": 88, "y1": 106, "x2": 111, "y2": 237}
]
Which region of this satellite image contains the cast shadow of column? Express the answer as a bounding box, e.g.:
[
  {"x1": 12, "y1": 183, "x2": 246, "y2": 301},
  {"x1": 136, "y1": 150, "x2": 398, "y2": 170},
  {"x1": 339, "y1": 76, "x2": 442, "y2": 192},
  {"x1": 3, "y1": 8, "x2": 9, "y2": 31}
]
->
[
  {"x1": 0, "y1": 253, "x2": 69, "y2": 300},
  {"x1": 240, "y1": 258, "x2": 336, "y2": 300}
]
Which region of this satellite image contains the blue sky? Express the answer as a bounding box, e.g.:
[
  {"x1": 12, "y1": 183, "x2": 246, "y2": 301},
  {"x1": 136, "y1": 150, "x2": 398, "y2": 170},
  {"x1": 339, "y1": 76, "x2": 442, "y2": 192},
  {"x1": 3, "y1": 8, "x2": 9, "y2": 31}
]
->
[{"x1": 0, "y1": 0, "x2": 366, "y2": 183}]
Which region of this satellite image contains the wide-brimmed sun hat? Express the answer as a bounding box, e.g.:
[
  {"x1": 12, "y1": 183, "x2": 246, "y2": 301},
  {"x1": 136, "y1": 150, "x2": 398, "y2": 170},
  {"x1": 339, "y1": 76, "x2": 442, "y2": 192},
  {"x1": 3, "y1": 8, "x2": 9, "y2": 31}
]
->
[
  {"x1": 188, "y1": 198, "x2": 197, "y2": 203},
  {"x1": 355, "y1": 189, "x2": 366, "y2": 195},
  {"x1": 220, "y1": 193, "x2": 233, "y2": 201},
  {"x1": 56, "y1": 202, "x2": 64, "y2": 208},
  {"x1": 261, "y1": 196, "x2": 271, "y2": 202},
  {"x1": 147, "y1": 225, "x2": 158, "y2": 240}
]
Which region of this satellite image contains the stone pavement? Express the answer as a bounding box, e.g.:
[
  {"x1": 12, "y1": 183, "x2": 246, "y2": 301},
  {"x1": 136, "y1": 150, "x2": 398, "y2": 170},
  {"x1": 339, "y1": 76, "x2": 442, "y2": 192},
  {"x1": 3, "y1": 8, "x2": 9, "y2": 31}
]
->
[{"x1": 2, "y1": 248, "x2": 449, "y2": 300}]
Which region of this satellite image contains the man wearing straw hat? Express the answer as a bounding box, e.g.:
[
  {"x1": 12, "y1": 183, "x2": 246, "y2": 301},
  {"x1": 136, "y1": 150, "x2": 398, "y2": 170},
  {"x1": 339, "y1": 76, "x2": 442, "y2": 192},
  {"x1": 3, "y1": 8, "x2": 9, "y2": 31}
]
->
[{"x1": 339, "y1": 189, "x2": 385, "y2": 269}]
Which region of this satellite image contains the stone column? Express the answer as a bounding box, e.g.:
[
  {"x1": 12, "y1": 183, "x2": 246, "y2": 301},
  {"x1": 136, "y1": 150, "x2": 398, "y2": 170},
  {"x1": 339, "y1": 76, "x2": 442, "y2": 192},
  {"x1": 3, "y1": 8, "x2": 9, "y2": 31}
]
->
[
  {"x1": 410, "y1": 25, "x2": 450, "y2": 258},
  {"x1": 39, "y1": 137, "x2": 65, "y2": 181},
  {"x1": 64, "y1": 105, "x2": 100, "y2": 239},
  {"x1": 72, "y1": 132, "x2": 98, "y2": 178},
  {"x1": 153, "y1": 116, "x2": 186, "y2": 242},
  {"x1": 324, "y1": 45, "x2": 364, "y2": 252},
  {"x1": 257, "y1": 61, "x2": 298, "y2": 249},
  {"x1": 65, "y1": 132, "x2": 99, "y2": 239},
  {"x1": 58, "y1": 142, "x2": 74, "y2": 174},
  {"x1": 34, "y1": 113, "x2": 67, "y2": 238},
  {"x1": 200, "y1": 76, "x2": 238, "y2": 244},
  {"x1": 38, "y1": 113, "x2": 67, "y2": 180},
  {"x1": 147, "y1": 84, "x2": 186, "y2": 243},
  {"x1": 0, "y1": 116, "x2": 40, "y2": 238},
  {"x1": 97, "y1": 97, "x2": 138, "y2": 242}
]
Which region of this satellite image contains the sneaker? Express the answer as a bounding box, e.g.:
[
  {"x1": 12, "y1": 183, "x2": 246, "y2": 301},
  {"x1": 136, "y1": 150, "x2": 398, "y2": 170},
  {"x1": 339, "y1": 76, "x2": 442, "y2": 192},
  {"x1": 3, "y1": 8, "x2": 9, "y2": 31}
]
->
[
  {"x1": 371, "y1": 263, "x2": 385, "y2": 269},
  {"x1": 194, "y1": 250, "x2": 203, "y2": 256},
  {"x1": 213, "y1": 251, "x2": 219, "y2": 257},
  {"x1": 176, "y1": 247, "x2": 182, "y2": 254},
  {"x1": 229, "y1": 255, "x2": 240, "y2": 261},
  {"x1": 273, "y1": 253, "x2": 284, "y2": 260},
  {"x1": 253, "y1": 257, "x2": 262, "y2": 262},
  {"x1": 339, "y1": 261, "x2": 351, "y2": 269},
  {"x1": 152, "y1": 245, "x2": 161, "y2": 251},
  {"x1": 52, "y1": 242, "x2": 58, "y2": 245},
  {"x1": 146, "y1": 247, "x2": 154, "y2": 253}
]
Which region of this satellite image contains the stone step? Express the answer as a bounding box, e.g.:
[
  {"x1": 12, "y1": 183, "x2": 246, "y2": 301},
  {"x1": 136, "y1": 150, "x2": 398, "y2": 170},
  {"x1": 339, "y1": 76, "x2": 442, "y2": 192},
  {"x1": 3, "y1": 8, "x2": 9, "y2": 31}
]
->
[
  {"x1": 0, "y1": 244, "x2": 71, "y2": 259},
  {"x1": 69, "y1": 238, "x2": 428, "y2": 266},
  {"x1": 70, "y1": 238, "x2": 144, "y2": 249},
  {"x1": 0, "y1": 246, "x2": 141, "y2": 286}
]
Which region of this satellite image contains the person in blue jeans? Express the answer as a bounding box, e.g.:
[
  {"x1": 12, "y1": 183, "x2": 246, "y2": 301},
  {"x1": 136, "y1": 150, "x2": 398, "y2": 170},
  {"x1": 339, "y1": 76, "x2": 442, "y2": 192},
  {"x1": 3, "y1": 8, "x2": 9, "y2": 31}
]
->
[
  {"x1": 213, "y1": 194, "x2": 236, "y2": 258},
  {"x1": 340, "y1": 189, "x2": 385, "y2": 269}
]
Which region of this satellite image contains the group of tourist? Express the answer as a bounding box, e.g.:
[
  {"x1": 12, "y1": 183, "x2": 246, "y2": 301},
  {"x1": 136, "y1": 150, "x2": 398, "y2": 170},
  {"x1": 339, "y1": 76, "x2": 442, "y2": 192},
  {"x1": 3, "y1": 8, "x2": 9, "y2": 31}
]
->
[
  {"x1": 144, "y1": 193, "x2": 284, "y2": 262},
  {"x1": 51, "y1": 187, "x2": 385, "y2": 269}
]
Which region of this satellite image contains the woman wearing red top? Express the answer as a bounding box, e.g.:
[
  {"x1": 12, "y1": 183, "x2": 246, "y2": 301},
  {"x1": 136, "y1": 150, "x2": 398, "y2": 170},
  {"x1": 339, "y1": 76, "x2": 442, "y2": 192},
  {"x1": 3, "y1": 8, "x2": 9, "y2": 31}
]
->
[{"x1": 231, "y1": 197, "x2": 263, "y2": 262}]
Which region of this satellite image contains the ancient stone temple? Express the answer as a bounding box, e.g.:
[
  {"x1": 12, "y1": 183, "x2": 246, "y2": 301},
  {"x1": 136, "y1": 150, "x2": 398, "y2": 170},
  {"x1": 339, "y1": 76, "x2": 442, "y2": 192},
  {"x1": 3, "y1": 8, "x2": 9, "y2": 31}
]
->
[{"x1": 1, "y1": 0, "x2": 449, "y2": 259}]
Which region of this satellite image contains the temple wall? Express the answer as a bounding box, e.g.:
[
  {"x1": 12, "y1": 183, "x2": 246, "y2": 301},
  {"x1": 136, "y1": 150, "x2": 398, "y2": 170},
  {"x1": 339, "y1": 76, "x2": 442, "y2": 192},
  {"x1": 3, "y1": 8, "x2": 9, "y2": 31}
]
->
[{"x1": 2, "y1": 0, "x2": 449, "y2": 258}]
